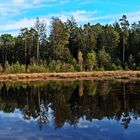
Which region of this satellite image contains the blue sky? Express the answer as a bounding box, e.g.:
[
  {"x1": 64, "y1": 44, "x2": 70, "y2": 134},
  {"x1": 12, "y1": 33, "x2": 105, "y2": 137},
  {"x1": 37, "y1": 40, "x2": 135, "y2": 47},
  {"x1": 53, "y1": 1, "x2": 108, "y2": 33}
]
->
[{"x1": 0, "y1": 0, "x2": 140, "y2": 35}]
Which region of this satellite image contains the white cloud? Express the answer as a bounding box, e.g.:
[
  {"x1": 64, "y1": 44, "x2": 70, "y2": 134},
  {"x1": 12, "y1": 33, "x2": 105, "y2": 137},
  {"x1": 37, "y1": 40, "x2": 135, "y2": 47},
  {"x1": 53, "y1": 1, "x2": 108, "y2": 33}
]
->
[
  {"x1": 80, "y1": 0, "x2": 92, "y2": 5},
  {"x1": 104, "y1": 11, "x2": 140, "y2": 24},
  {"x1": 59, "y1": 0, "x2": 70, "y2": 5},
  {"x1": 0, "y1": 19, "x2": 33, "y2": 31},
  {"x1": 13, "y1": 0, "x2": 24, "y2": 4},
  {"x1": 0, "y1": 0, "x2": 55, "y2": 19},
  {"x1": 47, "y1": 10, "x2": 98, "y2": 23},
  {"x1": 0, "y1": 10, "x2": 98, "y2": 33},
  {"x1": 0, "y1": 18, "x2": 50, "y2": 36},
  {"x1": 0, "y1": 3, "x2": 140, "y2": 36}
]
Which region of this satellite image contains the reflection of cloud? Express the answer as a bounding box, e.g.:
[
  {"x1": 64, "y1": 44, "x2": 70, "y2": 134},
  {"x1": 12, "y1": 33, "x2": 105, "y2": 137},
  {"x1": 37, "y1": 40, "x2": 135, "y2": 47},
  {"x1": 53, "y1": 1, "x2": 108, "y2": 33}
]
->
[
  {"x1": 0, "y1": 109, "x2": 37, "y2": 124},
  {"x1": 0, "y1": 109, "x2": 23, "y2": 119},
  {"x1": 100, "y1": 128, "x2": 109, "y2": 132},
  {"x1": 0, "y1": 107, "x2": 54, "y2": 124},
  {"x1": 0, "y1": 109, "x2": 38, "y2": 123},
  {"x1": 77, "y1": 117, "x2": 93, "y2": 129},
  {"x1": 1, "y1": 107, "x2": 140, "y2": 140},
  {"x1": 77, "y1": 124, "x2": 89, "y2": 128}
]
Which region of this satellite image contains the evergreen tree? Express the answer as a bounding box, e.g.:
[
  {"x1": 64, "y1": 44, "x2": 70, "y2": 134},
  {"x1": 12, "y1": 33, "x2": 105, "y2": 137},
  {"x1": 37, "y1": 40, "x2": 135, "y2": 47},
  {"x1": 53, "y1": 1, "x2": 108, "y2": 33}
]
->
[{"x1": 119, "y1": 15, "x2": 129, "y2": 69}]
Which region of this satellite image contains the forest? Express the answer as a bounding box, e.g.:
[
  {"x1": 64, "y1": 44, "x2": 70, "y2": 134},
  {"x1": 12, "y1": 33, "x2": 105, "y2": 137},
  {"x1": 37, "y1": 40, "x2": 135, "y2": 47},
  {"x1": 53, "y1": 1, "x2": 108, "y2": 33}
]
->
[{"x1": 0, "y1": 15, "x2": 140, "y2": 73}]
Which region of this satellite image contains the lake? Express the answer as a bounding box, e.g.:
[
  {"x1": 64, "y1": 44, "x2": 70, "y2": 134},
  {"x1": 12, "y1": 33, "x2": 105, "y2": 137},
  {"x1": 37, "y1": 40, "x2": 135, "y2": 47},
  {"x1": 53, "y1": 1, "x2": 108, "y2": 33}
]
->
[{"x1": 0, "y1": 80, "x2": 140, "y2": 140}]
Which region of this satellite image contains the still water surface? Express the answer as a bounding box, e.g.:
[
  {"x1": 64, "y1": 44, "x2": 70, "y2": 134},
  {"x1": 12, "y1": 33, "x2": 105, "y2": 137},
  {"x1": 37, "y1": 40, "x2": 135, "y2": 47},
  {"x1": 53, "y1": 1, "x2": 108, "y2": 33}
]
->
[{"x1": 0, "y1": 80, "x2": 140, "y2": 140}]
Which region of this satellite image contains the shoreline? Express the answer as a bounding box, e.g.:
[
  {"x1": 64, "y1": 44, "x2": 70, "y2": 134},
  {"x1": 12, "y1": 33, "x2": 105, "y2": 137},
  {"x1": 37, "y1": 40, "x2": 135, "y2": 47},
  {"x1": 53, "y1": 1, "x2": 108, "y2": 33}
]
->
[{"x1": 0, "y1": 71, "x2": 140, "y2": 82}]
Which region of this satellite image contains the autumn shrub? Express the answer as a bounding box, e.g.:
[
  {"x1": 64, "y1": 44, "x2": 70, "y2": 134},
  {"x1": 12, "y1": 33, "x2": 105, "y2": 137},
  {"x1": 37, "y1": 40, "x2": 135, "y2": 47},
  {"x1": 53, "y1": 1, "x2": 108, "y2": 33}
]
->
[
  {"x1": 112, "y1": 63, "x2": 123, "y2": 70},
  {"x1": 60, "y1": 63, "x2": 75, "y2": 72},
  {"x1": 4, "y1": 61, "x2": 26, "y2": 73},
  {"x1": 0, "y1": 65, "x2": 3, "y2": 73},
  {"x1": 125, "y1": 65, "x2": 129, "y2": 70},
  {"x1": 86, "y1": 51, "x2": 97, "y2": 71},
  {"x1": 48, "y1": 60, "x2": 75, "y2": 72},
  {"x1": 28, "y1": 65, "x2": 48, "y2": 73},
  {"x1": 48, "y1": 60, "x2": 61, "y2": 72},
  {"x1": 98, "y1": 49, "x2": 111, "y2": 70},
  {"x1": 97, "y1": 67, "x2": 105, "y2": 71}
]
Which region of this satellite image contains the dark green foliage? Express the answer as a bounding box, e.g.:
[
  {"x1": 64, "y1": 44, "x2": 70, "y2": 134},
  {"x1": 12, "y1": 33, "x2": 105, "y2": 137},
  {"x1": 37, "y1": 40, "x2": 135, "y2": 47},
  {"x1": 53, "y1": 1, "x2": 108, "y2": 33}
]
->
[
  {"x1": 98, "y1": 48, "x2": 111, "y2": 70},
  {"x1": 0, "y1": 15, "x2": 140, "y2": 73}
]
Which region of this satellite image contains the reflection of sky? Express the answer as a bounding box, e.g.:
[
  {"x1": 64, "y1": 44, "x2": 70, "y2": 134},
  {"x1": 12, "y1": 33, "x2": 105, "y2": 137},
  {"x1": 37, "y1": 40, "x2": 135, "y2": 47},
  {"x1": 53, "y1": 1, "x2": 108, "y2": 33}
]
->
[{"x1": 0, "y1": 109, "x2": 140, "y2": 140}]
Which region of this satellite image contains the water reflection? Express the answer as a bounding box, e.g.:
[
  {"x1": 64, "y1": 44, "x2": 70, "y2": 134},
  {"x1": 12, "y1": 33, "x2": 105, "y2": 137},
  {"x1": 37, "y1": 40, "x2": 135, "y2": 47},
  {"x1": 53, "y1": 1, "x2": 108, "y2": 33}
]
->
[{"x1": 0, "y1": 80, "x2": 140, "y2": 130}]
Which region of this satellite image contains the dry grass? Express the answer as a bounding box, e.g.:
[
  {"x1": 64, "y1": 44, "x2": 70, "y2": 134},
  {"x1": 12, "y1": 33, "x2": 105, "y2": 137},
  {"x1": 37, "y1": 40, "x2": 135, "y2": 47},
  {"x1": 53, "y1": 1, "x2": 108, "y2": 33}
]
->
[{"x1": 0, "y1": 71, "x2": 140, "y2": 82}]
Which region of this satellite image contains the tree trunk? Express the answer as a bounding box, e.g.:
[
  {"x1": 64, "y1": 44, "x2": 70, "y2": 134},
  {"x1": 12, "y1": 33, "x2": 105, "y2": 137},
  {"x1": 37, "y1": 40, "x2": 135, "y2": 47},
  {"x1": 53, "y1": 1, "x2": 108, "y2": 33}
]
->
[
  {"x1": 122, "y1": 32, "x2": 125, "y2": 69},
  {"x1": 37, "y1": 36, "x2": 40, "y2": 64}
]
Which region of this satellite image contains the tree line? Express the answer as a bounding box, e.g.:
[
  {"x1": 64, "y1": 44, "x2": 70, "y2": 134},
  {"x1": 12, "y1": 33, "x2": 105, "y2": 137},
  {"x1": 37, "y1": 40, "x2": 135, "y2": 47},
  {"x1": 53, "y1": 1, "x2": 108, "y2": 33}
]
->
[{"x1": 0, "y1": 15, "x2": 140, "y2": 73}]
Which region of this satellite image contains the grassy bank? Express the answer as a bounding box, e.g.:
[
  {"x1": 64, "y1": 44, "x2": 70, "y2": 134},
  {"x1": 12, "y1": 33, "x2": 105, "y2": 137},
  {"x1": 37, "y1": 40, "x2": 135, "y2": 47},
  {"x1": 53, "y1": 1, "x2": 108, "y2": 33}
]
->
[{"x1": 0, "y1": 71, "x2": 140, "y2": 82}]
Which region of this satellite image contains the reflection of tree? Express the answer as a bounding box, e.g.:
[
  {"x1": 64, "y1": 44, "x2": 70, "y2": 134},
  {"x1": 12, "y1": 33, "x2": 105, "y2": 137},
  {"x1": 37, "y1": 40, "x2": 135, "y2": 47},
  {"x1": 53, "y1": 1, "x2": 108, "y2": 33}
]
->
[
  {"x1": 23, "y1": 86, "x2": 49, "y2": 129},
  {"x1": 120, "y1": 83, "x2": 131, "y2": 129},
  {"x1": 97, "y1": 81, "x2": 111, "y2": 96},
  {"x1": 51, "y1": 82, "x2": 75, "y2": 128},
  {"x1": 0, "y1": 84, "x2": 18, "y2": 113},
  {"x1": 85, "y1": 80, "x2": 97, "y2": 97},
  {"x1": 79, "y1": 80, "x2": 84, "y2": 97},
  {"x1": 121, "y1": 112, "x2": 131, "y2": 129},
  {"x1": 23, "y1": 92, "x2": 30, "y2": 120},
  {"x1": 0, "y1": 81, "x2": 139, "y2": 129},
  {"x1": 37, "y1": 100, "x2": 48, "y2": 129}
]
